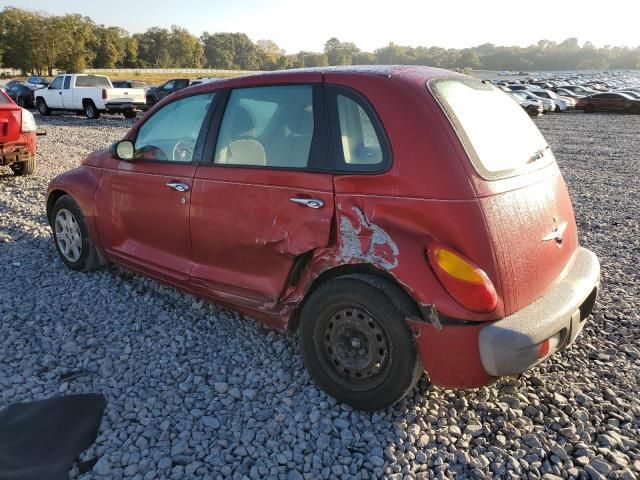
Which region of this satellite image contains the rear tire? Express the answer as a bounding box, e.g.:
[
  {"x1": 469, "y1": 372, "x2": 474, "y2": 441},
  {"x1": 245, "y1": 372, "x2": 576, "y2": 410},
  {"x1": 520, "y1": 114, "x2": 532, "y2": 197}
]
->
[
  {"x1": 627, "y1": 105, "x2": 640, "y2": 115},
  {"x1": 298, "y1": 274, "x2": 423, "y2": 410},
  {"x1": 10, "y1": 155, "x2": 36, "y2": 176},
  {"x1": 51, "y1": 195, "x2": 102, "y2": 272},
  {"x1": 584, "y1": 104, "x2": 596, "y2": 113},
  {"x1": 36, "y1": 98, "x2": 51, "y2": 116},
  {"x1": 83, "y1": 100, "x2": 100, "y2": 119},
  {"x1": 123, "y1": 111, "x2": 137, "y2": 119}
]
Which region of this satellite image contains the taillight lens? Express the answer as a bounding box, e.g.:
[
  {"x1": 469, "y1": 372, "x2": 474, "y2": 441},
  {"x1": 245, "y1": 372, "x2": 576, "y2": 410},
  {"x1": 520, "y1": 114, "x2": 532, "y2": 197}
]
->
[
  {"x1": 426, "y1": 243, "x2": 498, "y2": 313},
  {"x1": 102, "y1": 88, "x2": 107, "y2": 99},
  {"x1": 21, "y1": 108, "x2": 37, "y2": 133}
]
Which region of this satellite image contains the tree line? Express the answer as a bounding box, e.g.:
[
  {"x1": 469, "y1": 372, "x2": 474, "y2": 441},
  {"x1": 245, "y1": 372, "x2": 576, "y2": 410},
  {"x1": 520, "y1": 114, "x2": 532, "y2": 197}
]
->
[{"x1": 1, "y1": 7, "x2": 639, "y2": 75}]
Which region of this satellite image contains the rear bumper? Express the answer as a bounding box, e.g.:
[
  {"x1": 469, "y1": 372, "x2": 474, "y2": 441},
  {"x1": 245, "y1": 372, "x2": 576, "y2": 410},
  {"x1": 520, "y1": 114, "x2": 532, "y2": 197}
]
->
[
  {"x1": 407, "y1": 247, "x2": 600, "y2": 388},
  {"x1": 104, "y1": 102, "x2": 146, "y2": 112},
  {"x1": 0, "y1": 133, "x2": 37, "y2": 165},
  {"x1": 478, "y1": 247, "x2": 600, "y2": 376}
]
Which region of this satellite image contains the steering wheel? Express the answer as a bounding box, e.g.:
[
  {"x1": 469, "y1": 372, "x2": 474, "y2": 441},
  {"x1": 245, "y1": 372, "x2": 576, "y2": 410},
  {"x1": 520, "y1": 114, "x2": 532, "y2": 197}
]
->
[{"x1": 172, "y1": 138, "x2": 196, "y2": 162}]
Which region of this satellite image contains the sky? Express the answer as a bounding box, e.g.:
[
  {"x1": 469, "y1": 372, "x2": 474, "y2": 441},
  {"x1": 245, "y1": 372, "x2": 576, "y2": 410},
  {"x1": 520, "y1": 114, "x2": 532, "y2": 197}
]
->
[{"x1": 3, "y1": 0, "x2": 640, "y2": 53}]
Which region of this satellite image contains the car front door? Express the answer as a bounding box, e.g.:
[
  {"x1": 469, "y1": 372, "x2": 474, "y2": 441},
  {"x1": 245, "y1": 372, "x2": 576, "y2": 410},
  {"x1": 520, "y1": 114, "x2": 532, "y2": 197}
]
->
[
  {"x1": 60, "y1": 76, "x2": 74, "y2": 108},
  {"x1": 46, "y1": 75, "x2": 64, "y2": 108},
  {"x1": 189, "y1": 83, "x2": 335, "y2": 310},
  {"x1": 93, "y1": 91, "x2": 216, "y2": 283}
]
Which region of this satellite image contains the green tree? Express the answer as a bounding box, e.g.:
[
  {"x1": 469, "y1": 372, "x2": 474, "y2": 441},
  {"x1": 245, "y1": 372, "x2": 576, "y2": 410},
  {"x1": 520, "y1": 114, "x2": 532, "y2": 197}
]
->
[
  {"x1": 324, "y1": 37, "x2": 359, "y2": 65},
  {"x1": 93, "y1": 26, "x2": 128, "y2": 68},
  {"x1": 135, "y1": 27, "x2": 172, "y2": 67},
  {"x1": 168, "y1": 25, "x2": 204, "y2": 68},
  {"x1": 201, "y1": 32, "x2": 263, "y2": 70}
]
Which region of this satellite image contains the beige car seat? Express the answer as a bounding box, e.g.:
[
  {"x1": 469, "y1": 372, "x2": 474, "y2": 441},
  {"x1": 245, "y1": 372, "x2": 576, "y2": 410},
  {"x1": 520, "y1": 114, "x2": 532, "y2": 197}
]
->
[{"x1": 216, "y1": 105, "x2": 267, "y2": 166}]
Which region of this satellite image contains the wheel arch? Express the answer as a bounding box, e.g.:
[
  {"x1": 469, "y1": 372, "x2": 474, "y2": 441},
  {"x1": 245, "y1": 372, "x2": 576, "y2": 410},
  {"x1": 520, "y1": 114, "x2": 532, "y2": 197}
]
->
[
  {"x1": 46, "y1": 189, "x2": 69, "y2": 225},
  {"x1": 287, "y1": 262, "x2": 421, "y2": 333}
]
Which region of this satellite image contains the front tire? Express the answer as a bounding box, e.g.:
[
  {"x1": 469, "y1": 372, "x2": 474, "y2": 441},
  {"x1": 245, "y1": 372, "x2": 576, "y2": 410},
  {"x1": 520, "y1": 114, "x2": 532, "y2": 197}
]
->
[
  {"x1": 298, "y1": 275, "x2": 423, "y2": 410},
  {"x1": 36, "y1": 98, "x2": 51, "y2": 116},
  {"x1": 83, "y1": 101, "x2": 100, "y2": 119},
  {"x1": 584, "y1": 104, "x2": 596, "y2": 113},
  {"x1": 10, "y1": 156, "x2": 36, "y2": 176},
  {"x1": 51, "y1": 195, "x2": 102, "y2": 271}
]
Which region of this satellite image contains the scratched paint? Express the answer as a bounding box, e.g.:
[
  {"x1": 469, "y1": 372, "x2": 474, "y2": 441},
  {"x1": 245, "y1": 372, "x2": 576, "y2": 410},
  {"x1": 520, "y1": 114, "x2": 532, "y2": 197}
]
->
[{"x1": 338, "y1": 206, "x2": 399, "y2": 270}]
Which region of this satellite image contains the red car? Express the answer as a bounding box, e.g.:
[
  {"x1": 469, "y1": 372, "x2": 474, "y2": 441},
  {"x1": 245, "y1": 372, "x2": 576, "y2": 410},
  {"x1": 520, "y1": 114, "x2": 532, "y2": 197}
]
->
[
  {"x1": 46, "y1": 67, "x2": 600, "y2": 410},
  {"x1": 576, "y1": 92, "x2": 640, "y2": 113},
  {"x1": 0, "y1": 88, "x2": 37, "y2": 175}
]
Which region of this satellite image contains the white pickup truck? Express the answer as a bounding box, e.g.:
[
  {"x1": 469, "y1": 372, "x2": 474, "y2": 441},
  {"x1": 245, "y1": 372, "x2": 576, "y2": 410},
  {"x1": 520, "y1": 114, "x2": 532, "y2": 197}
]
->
[{"x1": 34, "y1": 74, "x2": 146, "y2": 119}]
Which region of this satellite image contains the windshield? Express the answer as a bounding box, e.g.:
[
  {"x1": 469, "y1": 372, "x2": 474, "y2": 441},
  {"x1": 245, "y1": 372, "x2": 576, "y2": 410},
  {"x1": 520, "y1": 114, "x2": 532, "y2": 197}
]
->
[{"x1": 431, "y1": 78, "x2": 552, "y2": 179}]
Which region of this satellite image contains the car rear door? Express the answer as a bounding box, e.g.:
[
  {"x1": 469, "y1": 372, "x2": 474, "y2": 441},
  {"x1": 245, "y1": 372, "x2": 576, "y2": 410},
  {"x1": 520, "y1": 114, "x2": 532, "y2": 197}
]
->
[
  {"x1": 93, "y1": 91, "x2": 217, "y2": 283},
  {"x1": 189, "y1": 82, "x2": 335, "y2": 309}
]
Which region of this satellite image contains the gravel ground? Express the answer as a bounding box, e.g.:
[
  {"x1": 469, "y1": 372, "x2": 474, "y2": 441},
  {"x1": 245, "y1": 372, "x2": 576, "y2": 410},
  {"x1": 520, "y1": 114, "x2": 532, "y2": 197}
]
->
[{"x1": 0, "y1": 111, "x2": 638, "y2": 480}]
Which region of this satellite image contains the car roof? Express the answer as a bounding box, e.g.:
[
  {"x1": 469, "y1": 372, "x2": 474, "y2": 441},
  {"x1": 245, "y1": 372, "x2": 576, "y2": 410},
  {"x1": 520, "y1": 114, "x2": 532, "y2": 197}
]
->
[{"x1": 185, "y1": 65, "x2": 464, "y2": 94}]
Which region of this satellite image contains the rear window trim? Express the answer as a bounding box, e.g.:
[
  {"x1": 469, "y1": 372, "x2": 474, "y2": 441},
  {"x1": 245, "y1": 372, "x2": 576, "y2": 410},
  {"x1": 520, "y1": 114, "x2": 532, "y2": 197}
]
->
[{"x1": 428, "y1": 77, "x2": 553, "y2": 181}]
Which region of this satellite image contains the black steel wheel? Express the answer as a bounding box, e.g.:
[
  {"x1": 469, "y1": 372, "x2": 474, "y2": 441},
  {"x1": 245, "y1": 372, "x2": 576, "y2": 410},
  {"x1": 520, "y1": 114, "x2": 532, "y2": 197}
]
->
[{"x1": 299, "y1": 274, "x2": 423, "y2": 410}]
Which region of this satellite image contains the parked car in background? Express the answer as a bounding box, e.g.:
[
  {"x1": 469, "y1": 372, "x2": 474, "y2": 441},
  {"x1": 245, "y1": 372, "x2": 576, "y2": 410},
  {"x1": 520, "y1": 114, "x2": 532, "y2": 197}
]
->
[
  {"x1": 145, "y1": 78, "x2": 191, "y2": 107},
  {"x1": 576, "y1": 92, "x2": 640, "y2": 113},
  {"x1": 616, "y1": 90, "x2": 640, "y2": 99},
  {"x1": 3, "y1": 79, "x2": 23, "y2": 89},
  {"x1": 46, "y1": 66, "x2": 600, "y2": 410},
  {"x1": 26, "y1": 75, "x2": 50, "y2": 87},
  {"x1": 5, "y1": 82, "x2": 39, "y2": 108},
  {"x1": 507, "y1": 91, "x2": 544, "y2": 117},
  {"x1": 0, "y1": 88, "x2": 38, "y2": 175},
  {"x1": 529, "y1": 89, "x2": 575, "y2": 110},
  {"x1": 35, "y1": 74, "x2": 146, "y2": 119},
  {"x1": 514, "y1": 91, "x2": 556, "y2": 112},
  {"x1": 112, "y1": 80, "x2": 149, "y2": 90},
  {"x1": 554, "y1": 88, "x2": 582, "y2": 99},
  {"x1": 561, "y1": 85, "x2": 599, "y2": 96}
]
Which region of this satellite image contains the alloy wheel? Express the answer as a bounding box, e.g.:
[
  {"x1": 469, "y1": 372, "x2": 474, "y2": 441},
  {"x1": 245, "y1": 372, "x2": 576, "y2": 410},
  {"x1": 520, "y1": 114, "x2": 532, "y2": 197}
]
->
[{"x1": 54, "y1": 208, "x2": 82, "y2": 262}]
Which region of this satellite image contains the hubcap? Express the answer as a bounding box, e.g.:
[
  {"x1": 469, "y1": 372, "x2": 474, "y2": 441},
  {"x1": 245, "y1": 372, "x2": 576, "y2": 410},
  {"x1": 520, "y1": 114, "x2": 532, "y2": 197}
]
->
[
  {"x1": 54, "y1": 209, "x2": 82, "y2": 262},
  {"x1": 323, "y1": 307, "x2": 389, "y2": 380}
]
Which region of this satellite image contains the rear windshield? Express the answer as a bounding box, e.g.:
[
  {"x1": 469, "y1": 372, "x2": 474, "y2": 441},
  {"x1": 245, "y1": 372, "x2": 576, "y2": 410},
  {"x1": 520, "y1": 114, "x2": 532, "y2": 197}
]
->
[
  {"x1": 431, "y1": 78, "x2": 552, "y2": 179},
  {"x1": 75, "y1": 75, "x2": 111, "y2": 88}
]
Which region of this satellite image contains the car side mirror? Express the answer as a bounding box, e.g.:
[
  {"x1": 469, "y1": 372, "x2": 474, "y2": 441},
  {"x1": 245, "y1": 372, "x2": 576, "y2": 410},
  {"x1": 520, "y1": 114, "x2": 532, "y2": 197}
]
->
[{"x1": 113, "y1": 140, "x2": 135, "y2": 161}]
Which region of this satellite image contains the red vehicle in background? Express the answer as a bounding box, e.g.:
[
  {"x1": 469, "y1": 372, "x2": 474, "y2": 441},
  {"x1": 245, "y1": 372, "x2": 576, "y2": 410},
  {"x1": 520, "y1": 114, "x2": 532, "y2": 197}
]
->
[
  {"x1": 46, "y1": 66, "x2": 600, "y2": 410},
  {"x1": 0, "y1": 88, "x2": 38, "y2": 175}
]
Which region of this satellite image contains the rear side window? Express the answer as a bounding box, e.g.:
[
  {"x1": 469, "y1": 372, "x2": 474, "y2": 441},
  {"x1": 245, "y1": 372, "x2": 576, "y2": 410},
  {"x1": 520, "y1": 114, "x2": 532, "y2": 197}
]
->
[
  {"x1": 326, "y1": 86, "x2": 390, "y2": 172},
  {"x1": 63, "y1": 76, "x2": 71, "y2": 89},
  {"x1": 431, "y1": 79, "x2": 552, "y2": 179},
  {"x1": 214, "y1": 85, "x2": 314, "y2": 168},
  {"x1": 75, "y1": 75, "x2": 110, "y2": 87}
]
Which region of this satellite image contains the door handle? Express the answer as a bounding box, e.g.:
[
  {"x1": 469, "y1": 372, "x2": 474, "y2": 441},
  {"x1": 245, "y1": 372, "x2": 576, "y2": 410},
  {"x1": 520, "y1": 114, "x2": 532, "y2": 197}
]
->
[
  {"x1": 289, "y1": 197, "x2": 324, "y2": 209},
  {"x1": 166, "y1": 182, "x2": 190, "y2": 192}
]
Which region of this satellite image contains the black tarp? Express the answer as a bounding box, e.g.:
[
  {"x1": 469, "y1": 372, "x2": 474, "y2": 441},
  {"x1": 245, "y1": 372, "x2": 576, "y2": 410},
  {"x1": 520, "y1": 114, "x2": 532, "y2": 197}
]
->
[{"x1": 0, "y1": 394, "x2": 106, "y2": 480}]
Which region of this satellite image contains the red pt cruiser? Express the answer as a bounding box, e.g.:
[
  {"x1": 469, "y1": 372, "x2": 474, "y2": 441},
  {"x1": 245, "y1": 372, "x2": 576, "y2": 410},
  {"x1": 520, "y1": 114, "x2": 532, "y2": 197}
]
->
[
  {"x1": 0, "y1": 88, "x2": 37, "y2": 175},
  {"x1": 47, "y1": 66, "x2": 600, "y2": 410}
]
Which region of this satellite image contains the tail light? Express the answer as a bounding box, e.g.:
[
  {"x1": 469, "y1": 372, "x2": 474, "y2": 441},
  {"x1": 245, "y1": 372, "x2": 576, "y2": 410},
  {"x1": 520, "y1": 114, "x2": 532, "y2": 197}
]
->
[
  {"x1": 21, "y1": 109, "x2": 37, "y2": 133},
  {"x1": 102, "y1": 88, "x2": 107, "y2": 99},
  {"x1": 426, "y1": 243, "x2": 498, "y2": 313}
]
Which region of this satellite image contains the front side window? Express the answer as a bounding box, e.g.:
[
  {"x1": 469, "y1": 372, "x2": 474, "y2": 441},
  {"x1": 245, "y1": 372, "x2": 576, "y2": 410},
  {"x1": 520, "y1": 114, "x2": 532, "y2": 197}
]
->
[
  {"x1": 162, "y1": 81, "x2": 175, "y2": 91},
  {"x1": 134, "y1": 93, "x2": 215, "y2": 162},
  {"x1": 214, "y1": 85, "x2": 314, "y2": 168},
  {"x1": 49, "y1": 76, "x2": 63, "y2": 90},
  {"x1": 432, "y1": 78, "x2": 552, "y2": 179}
]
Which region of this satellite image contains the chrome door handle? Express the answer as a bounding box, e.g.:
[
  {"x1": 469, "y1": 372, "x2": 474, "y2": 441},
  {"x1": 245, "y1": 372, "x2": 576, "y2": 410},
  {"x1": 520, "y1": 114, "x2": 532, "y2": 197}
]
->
[
  {"x1": 166, "y1": 182, "x2": 190, "y2": 192},
  {"x1": 289, "y1": 197, "x2": 324, "y2": 209}
]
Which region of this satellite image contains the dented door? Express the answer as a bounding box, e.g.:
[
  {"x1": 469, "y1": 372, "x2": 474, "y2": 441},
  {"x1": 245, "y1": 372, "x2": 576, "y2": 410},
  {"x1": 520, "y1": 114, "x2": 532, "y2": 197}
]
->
[{"x1": 189, "y1": 168, "x2": 334, "y2": 305}]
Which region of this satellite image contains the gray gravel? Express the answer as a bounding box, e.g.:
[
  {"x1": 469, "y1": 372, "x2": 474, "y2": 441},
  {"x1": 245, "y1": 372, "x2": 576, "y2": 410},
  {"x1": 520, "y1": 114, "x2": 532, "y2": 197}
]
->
[{"x1": 1, "y1": 111, "x2": 639, "y2": 479}]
